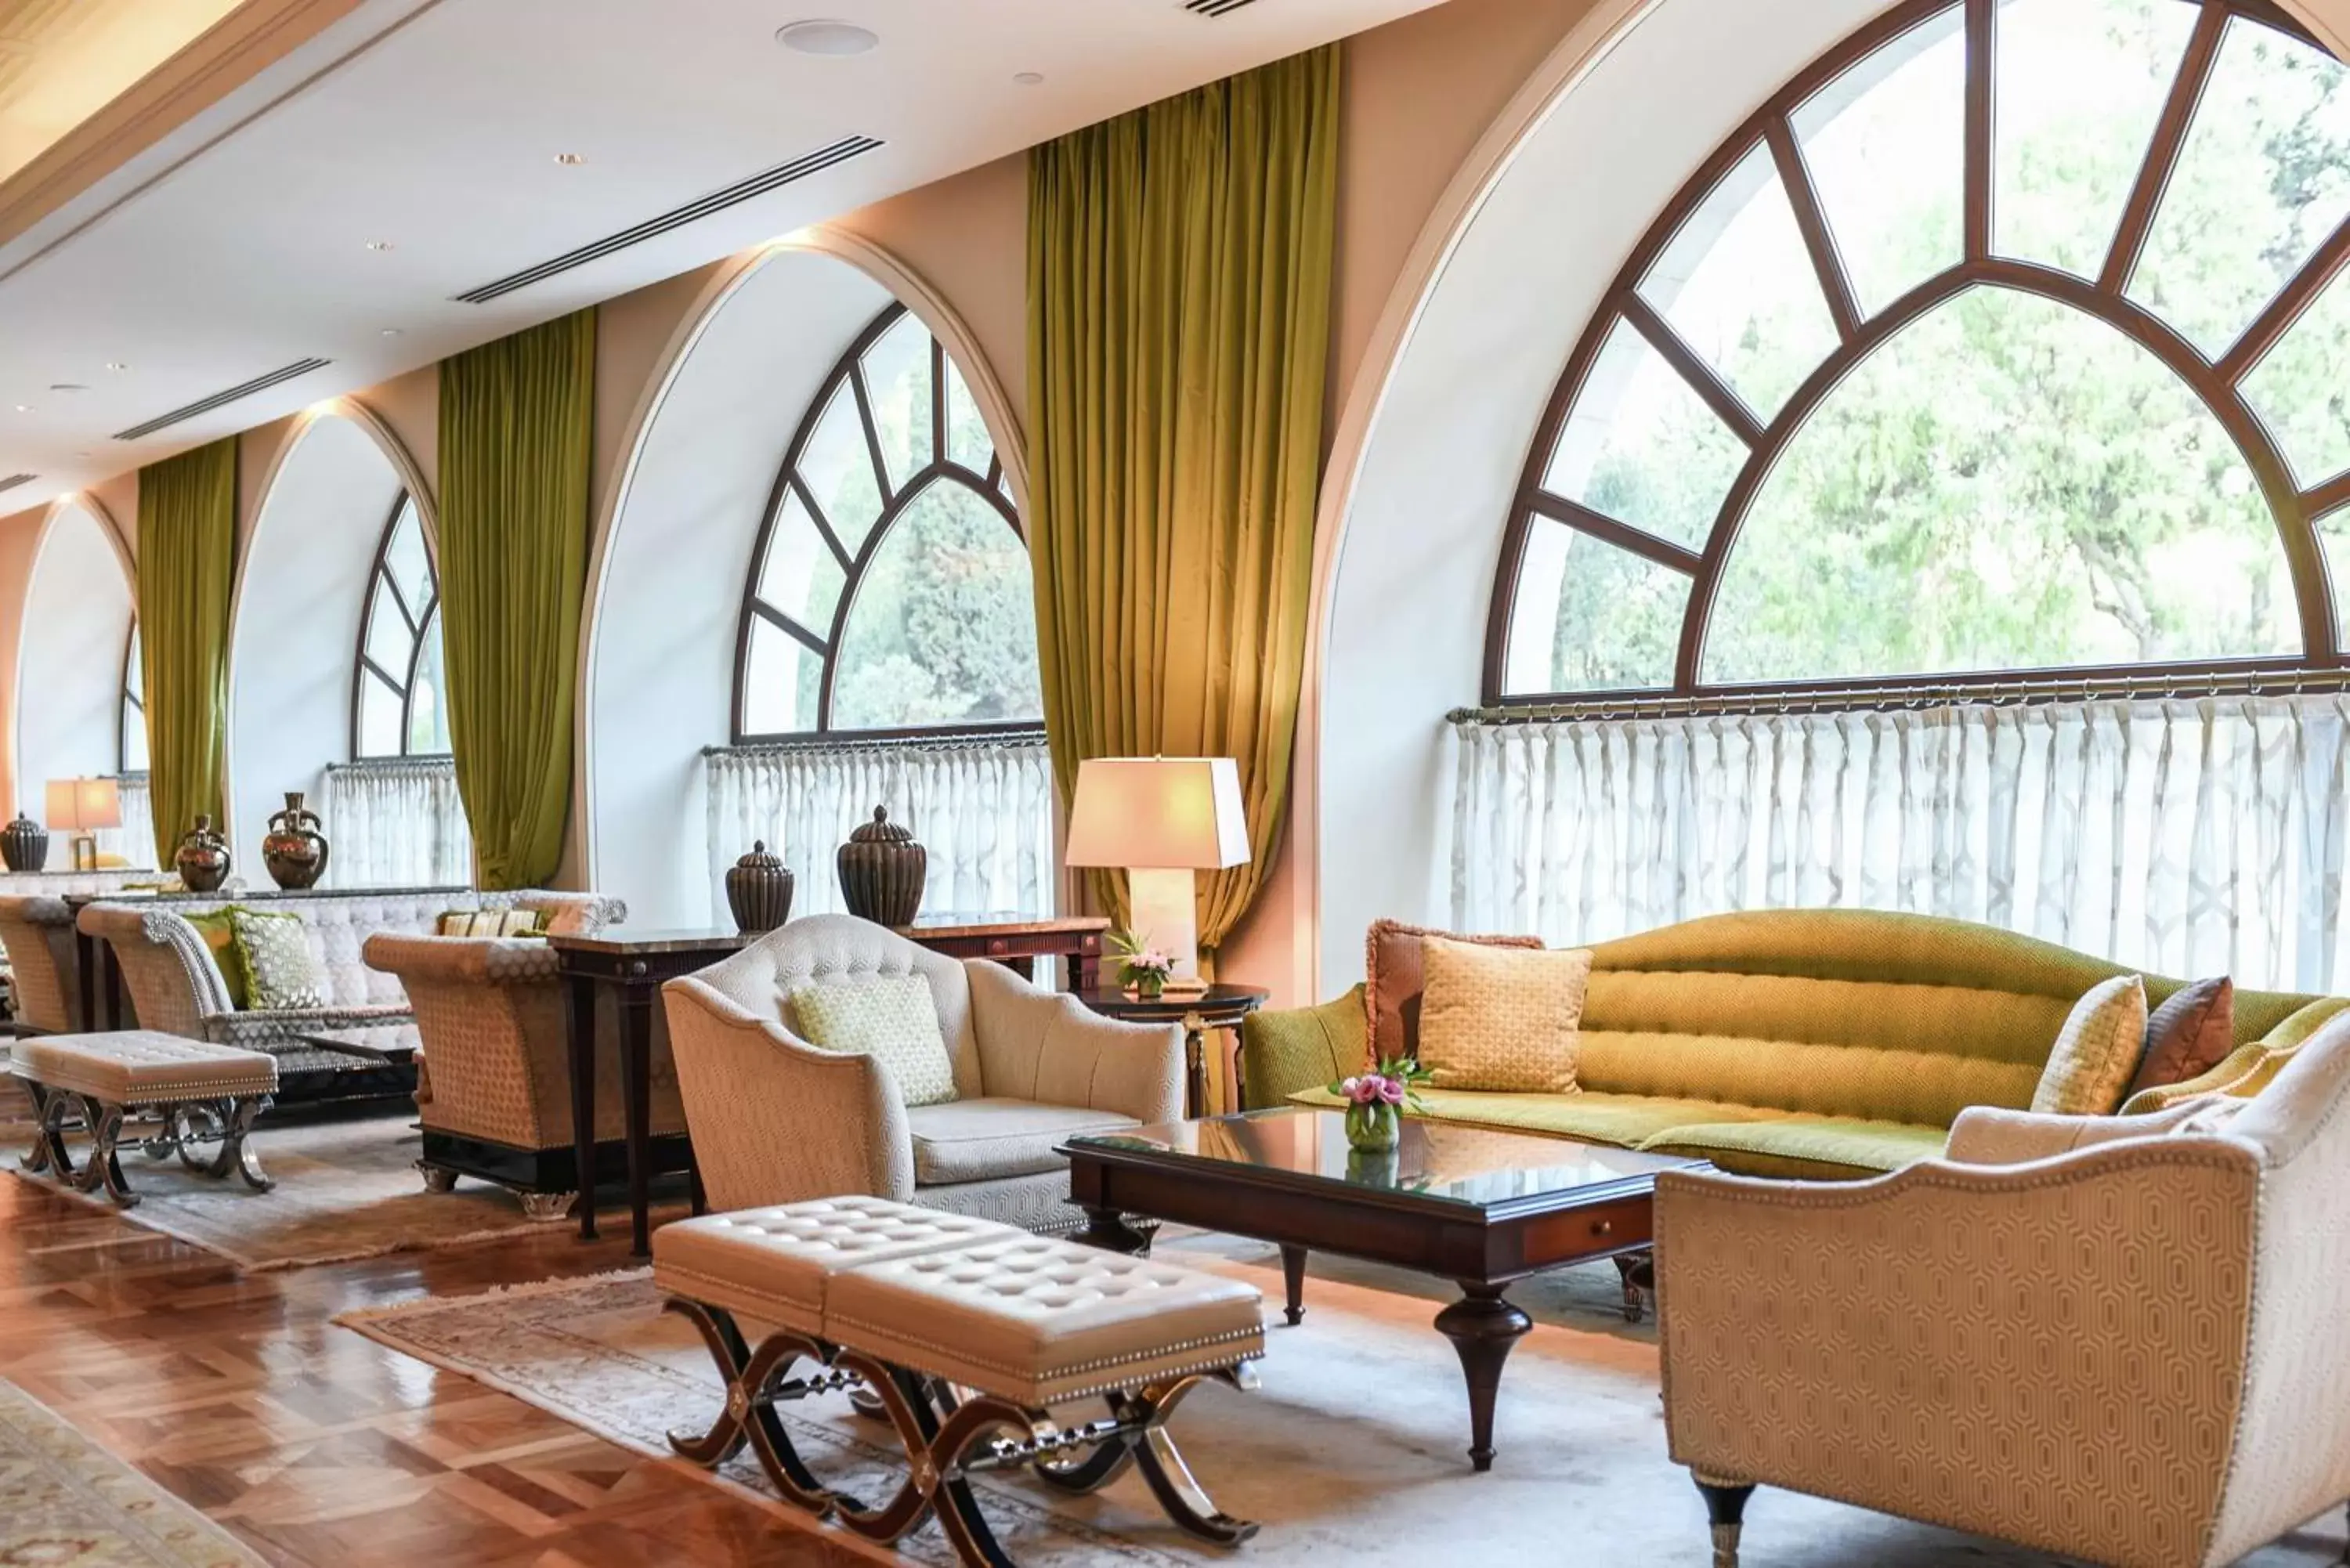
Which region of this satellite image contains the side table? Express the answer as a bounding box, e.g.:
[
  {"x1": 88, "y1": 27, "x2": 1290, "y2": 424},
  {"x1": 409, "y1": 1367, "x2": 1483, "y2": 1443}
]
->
[{"x1": 1070, "y1": 984, "x2": 1269, "y2": 1118}]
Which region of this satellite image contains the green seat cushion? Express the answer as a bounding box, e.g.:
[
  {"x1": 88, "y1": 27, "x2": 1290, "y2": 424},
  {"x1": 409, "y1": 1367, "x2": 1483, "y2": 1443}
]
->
[
  {"x1": 1291, "y1": 1085, "x2": 1804, "y2": 1149},
  {"x1": 1242, "y1": 985, "x2": 1366, "y2": 1110},
  {"x1": 182, "y1": 906, "x2": 251, "y2": 1010},
  {"x1": 1636, "y1": 1117, "x2": 1949, "y2": 1180}
]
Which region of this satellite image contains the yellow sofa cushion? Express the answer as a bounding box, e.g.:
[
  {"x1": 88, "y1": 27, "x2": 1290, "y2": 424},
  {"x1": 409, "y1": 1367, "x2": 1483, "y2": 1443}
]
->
[
  {"x1": 1635, "y1": 1117, "x2": 1950, "y2": 1180},
  {"x1": 2030, "y1": 973, "x2": 2148, "y2": 1115},
  {"x1": 1419, "y1": 938, "x2": 1591, "y2": 1093},
  {"x1": 1292, "y1": 1086, "x2": 1800, "y2": 1147}
]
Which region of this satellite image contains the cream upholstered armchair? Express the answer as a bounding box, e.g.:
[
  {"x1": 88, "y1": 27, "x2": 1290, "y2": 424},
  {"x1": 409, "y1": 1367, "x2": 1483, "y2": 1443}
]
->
[
  {"x1": 662, "y1": 912, "x2": 1184, "y2": 1232},
  {"x1": 1656, "y1": 1012, "x2": 2350, "y2": 1568},
  {"x1": 0, "y1": 895, "x2": 95, "y2": 1033}
]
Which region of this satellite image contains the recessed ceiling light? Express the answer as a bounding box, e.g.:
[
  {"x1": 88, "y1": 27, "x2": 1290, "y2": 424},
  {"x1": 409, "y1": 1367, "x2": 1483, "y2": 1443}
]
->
[
  {"x1": 380, "y1": 327, "x2": 404, "y2": 338},
  {"x1": 776, "y1": 19, "x2": 878, "y2": 55},
  {"x1": 12, "y1": 405, "x2": 30, "y2": 414},
  {"x1": 73, "y1": 451, "x2": 92, "y2": 460},
  {"x1": 48, "y1": 383, "x2": 86, "y2": 393},
  {"x1": 104, "y1": 361, "x2": 128, "y2": 372},
  {"x1": 364, "y1": 239, "x2": 396, "y2": 251},
  {"x1": 1014, "y1": 71, "x2": 1044, "y2": 85},
  {"x1": 554, "y1": 152, "x2": 585, "y2": 166}
]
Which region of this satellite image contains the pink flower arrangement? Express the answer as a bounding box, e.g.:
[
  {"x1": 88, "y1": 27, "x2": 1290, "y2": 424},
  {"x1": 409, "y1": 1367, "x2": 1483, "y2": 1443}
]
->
[{"x1": 1326, "y1": 1054, "x2": 1430, "y2": 1115}]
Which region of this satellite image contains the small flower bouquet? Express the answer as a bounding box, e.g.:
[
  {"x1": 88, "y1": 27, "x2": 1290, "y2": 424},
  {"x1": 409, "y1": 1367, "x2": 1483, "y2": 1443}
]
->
[
  {"x1": 1111, "y1": 930, "x2": 1176, "y2": 999},
  {"x1": 1327, "y1": 1055, "x2": 1430, "y2": 1153}
]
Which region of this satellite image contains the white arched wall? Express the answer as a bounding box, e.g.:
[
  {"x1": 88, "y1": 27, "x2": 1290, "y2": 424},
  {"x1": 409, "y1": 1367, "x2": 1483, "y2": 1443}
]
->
[
  {"x1": 581, "y1": 232, "x2": 1032, "y2": 929},
  {"x1": 225, "y1": 405, "x2": 427, "y2": 872},
  {"x1": 15, "y1": 498, "x2": 135, "y2": 865}
]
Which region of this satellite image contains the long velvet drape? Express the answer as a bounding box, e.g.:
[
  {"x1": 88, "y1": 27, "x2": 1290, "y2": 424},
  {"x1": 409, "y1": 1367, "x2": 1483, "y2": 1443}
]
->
[
  {"x1": 1025, "y1": 46, "x2": 1341, "y2": 963},
  {"x1": 136, "y1": 438, "x2": 237, "y2": 867},
  {"x1": 437, "y1": 309, "x2": 595, "y2": 889}
]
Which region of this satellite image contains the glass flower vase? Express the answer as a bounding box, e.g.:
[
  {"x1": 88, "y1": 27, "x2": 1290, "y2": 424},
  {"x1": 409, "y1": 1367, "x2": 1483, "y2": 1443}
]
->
[{"x1": 1343, "y1": 1100, "x2": 1400, "y2": 1153}]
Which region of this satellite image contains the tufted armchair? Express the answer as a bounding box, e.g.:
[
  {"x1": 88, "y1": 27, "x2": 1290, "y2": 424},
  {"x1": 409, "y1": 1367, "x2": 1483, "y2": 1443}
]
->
[
  {"x1": 80, "y1": 889, "x2": 624, "y2": 1064},
  {"x1": 662, "y1": 913, "x2": 1184, "y2": 1233},
  {"x1": 1656, "y1": 1010, "x2": 2350, "y2": 1568},
  {"x1": 364, "y1": 932, "x2": 685, "y2": 1218}
]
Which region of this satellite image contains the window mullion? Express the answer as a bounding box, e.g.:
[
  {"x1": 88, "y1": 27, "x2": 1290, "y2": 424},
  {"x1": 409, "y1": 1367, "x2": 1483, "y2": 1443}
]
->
[
  {"x1": 1962, "y1": 0, "x2": 1996, "y2": 262},
  {"x1": 2098, "y1": 0, "x2": 2228, "y2": 295},
  {"x1": 1766, "y1": 121, "x2": 1860, "y2": 343},
  {"x1": 1621, "y1": 294, "x2": 1764, "y2": 445},
  {"x1": 2217, "y1": 215, "x2": 2350, "y2": 385}
]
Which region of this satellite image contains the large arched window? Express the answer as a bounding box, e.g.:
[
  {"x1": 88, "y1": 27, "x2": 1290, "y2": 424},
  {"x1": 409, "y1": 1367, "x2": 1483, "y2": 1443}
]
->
[
  {"x1": 120, "y1": 621, "x2": 146, "y2": 775},
  {"x1": 733, "y1": 302, "x2": 1041, "y2": 741},
  {"x1": 352, "y1": 493, "x2": 450, "y2": 757},
  {"x1": 1491, "y1": 0, "x2": 2350, "y2": 703}
]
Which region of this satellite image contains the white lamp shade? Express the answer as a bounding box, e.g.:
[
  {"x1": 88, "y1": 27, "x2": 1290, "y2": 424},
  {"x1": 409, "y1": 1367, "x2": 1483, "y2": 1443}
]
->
[
  {"x1": 45, "y1": 777, "x2": 121, "y2": 833},
  {"x1": 1063, "y1": 757, "x2": 1250, "y2": 870}
]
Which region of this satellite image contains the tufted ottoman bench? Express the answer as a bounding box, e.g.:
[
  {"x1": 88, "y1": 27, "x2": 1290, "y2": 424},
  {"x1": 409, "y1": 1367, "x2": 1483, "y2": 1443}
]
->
[
  {"x1": 12, "y1": 1030, "x2": 277, "y2": 1207},
  {"x1": 654, "y1": 1194, "x2": 1265, "y2": 1565}
]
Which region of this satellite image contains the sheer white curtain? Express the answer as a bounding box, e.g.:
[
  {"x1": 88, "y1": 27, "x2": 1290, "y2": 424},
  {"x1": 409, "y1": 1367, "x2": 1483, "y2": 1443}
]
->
[
  {"x1": 112, "y1": 775, "x2": 154, "y2": 869},
  {"x1": 706, "y1": 737, "x2": 1056, "y2": 923},
  {"x1": 1451, "y1": 695, "x2": 2350, "y2": 992},
  {"x1": 323, "y1": 760, "x2": 472, "y2": 887}
]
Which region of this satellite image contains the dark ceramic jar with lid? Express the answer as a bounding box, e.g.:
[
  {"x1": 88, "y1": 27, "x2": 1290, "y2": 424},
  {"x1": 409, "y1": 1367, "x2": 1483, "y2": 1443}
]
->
[
  {"x1": 0, "y1": 813, "x2": 48, "y2": 873},
  {"x1": 837, "y1": 806, "x2": 925, "y2": 927},
  {"x1": 725, "y1": 840, "x2": 795, "y2": 934}
]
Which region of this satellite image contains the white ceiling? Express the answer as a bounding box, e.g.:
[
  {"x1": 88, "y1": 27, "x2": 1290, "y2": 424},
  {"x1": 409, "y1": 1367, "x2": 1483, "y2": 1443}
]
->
[{"x1": 0, "y1": 0, "x2": 1444, "y2": 508}]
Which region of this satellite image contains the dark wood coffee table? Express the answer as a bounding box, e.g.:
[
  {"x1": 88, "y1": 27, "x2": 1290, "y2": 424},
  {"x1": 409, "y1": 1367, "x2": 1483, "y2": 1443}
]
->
[{"x1": 1061, "y1": 1107, "x2": 1707, "y2": 1472}]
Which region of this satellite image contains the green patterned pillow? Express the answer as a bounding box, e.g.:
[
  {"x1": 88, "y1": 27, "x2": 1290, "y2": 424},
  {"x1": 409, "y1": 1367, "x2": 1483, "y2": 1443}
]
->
[
  {"x1": 183, "y1": 907, "x2": 251, "y2": 1010},
  {"x1": 790, "y1": 975, "x2": 958, "y2": 1107},
  {"x1": 230, "y1": 909, "x2": 327, "y2": 1010}
]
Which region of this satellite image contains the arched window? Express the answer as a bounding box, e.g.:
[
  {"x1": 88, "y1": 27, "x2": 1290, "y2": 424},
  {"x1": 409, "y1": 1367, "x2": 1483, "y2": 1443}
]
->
[
  {"x1": 733, "y1": 303, "x2": 1041, "y2": 740},
  {"x1": 352, "y1": 493, "x2": 450, "y2": 757},
  {"x1": 1491, "y1": 0, "x2": 2350, "y2": 703},
  {"x1": 120, "y1": 621, "x2": 146, "y2": 775}
]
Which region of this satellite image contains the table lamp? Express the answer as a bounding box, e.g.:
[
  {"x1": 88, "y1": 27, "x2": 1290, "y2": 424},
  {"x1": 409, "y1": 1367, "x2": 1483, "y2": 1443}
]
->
[
  {"x1": 1063, "y1": 757, "x2": 1250, "y2": 992},
  {"x1": 47, "y1": 776, "x2": 121, "y2": 873}
]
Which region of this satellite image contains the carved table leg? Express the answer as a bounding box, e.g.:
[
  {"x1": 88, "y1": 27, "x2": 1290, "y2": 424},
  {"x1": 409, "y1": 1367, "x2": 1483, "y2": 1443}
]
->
[
  {"x1": 566, "y1": 973, "x2": 598, "y2": 1241},
  {"x1": 1434, "y1": 1282, "x2": 1531, "y2": 1472},
  {"x1": 1694, "y1": 1474, "x2": 1756, "y2": 1568},
  {"x1": 1279, "y1": 1245, "x2": 1308, "y2": 1326},
  {"x1": 1076, "y1": 1204, "x2": 1153, "y2": 1256},
  {"x1": 617, "y1": 981, "x2": 654, "y2": 1258},
  {"x1": 1614, "y1": 1248, "x2": 1654, "y2": 1324}
]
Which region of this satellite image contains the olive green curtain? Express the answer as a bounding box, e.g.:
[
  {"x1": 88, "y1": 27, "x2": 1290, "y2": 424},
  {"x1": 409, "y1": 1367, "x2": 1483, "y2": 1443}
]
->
[
  {"x1": 437, "y1": 309, "x2": 595, "y2": 889},
  {"x1": 135, "y1": 438, "x2": 237, "y2": 867},
  {"x1": 1026, "y1": 46, "x2": 1340, "y2": 963}
]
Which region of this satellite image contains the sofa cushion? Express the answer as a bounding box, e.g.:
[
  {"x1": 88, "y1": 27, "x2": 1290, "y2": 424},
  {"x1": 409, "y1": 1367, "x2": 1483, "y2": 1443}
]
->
[
  {"x1": 792, "y1": 974, "x2": 959, "y2": 1107},
  {"x1": 2131, "y1": 976, "x2": 2235, "y2": 1095},
  {"x1": 233, "y1": 909, "x2": 327, "y2": 1010},
  {"x1": 905, "y1": 1097, "x2": 1141, "y2": 1185},
  {"x1": 1635, "y1": 1117, "x2": 1950, "y2": 1179},
  {"x1": 1364, "y1": 919, "x2": 1542, "y2": 1064},
  {"x1": 183, "y1": 907, "x2": 251, "y2": 1010},
  {"x1": 1290, "y1": 1084, "x2": 1799, "y2": 1147},
  {"x1": 2033, "y1": 974, "x2": 2148, "y2": 1115},
  {"x1": 1419, "y1": 938, "x2": 1590, "y2": 1093}
]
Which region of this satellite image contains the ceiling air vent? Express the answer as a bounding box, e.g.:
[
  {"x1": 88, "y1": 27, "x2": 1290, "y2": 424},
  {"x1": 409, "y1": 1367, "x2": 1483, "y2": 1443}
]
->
[
  {"x1": 111, "y1": 358, "x2": 333, "y2": 442},
  {"x1": 0, "y1": 473, "x2": 35, "y2": 494},
  {"x1": 1184, "y1": 0, "x2": 1263, "y2": 14},
  {"x1": 454, "y1": 134, "x2": 886, "y2": 305}
]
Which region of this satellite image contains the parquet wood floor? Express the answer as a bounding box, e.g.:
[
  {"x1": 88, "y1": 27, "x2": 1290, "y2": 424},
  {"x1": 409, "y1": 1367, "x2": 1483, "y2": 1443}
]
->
[{"x1": 0, "y1": 1079, "x2": 872, "y2": 1568}]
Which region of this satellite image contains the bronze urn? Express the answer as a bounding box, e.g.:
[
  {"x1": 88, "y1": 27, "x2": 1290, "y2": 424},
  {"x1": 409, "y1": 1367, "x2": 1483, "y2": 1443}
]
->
[
  {"x1": 175, "y1": 815, "x2": 232, "y2": 893},
  {"x1": 262, "y1": 790, "x2": 329, "y2": 890},
  {"x1": 725, "y1": 840, "x2": 795, "y2": 934},
  {"x1": 837, "y1": 806, "x2": 925, "y2": 927},
  {"x1": 0, "y1": 813, "x2": 48, "y2": 873}
]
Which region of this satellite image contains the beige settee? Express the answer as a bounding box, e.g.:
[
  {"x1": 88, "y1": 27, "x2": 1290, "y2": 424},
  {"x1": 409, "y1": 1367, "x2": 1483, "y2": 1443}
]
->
[
  {"x1": 364, "y1": 931, "x2": 687, "y2": 1218},
  {"x1": 661, "y1": 913, "x2": 1184, "y2": 1233},
  {"x1": 1657, "y1": 1010, "x2": 2350, "y2": 1566}
]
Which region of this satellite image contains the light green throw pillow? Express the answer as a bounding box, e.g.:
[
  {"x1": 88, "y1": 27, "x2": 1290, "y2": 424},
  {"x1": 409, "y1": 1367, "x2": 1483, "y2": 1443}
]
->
[
  {"x1": 2031, "y1": 974, "x2": 2149, "y2": 1115},
  {"x1": 790, "y1": 975, "x2": 958, "y2": 1107},
  {"x1": 183, "y1": 907, "x2": 251, "y2": 1010},
  {"x1": 231, "y1": 909, "x2": 327, "y2": 1010}
]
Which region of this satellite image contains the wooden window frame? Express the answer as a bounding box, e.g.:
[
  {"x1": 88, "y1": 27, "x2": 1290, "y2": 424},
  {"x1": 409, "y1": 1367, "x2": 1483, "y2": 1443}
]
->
[
  {"x1": 730, "y1": 301, "x2": 1035, "y2": 746},
  {"x1": 349, "y1": 492, "x2": 450, "y2": 760},
  {"x1": 1485, "y1": 0, "x2": 2350, "y2": 709},
  {"x1": 119, "y1": 620, "x2": 144, "y2": 777}
]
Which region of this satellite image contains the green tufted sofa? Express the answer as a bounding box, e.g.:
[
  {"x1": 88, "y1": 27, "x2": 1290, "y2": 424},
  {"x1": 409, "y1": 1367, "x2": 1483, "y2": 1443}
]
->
[{"x1": 1252, "y1": 909, "x2": 2347, "y2": 1179}]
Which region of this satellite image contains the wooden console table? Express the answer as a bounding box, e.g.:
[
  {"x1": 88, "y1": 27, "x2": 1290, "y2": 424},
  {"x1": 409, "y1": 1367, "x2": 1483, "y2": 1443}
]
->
[{"x1": 555, "y1": 914, "x2": 1112, "y2": 1257}]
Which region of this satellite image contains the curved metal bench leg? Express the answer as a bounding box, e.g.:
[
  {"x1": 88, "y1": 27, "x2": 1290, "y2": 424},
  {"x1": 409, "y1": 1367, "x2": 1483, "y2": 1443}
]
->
[
  {"x1": 826, "y1": 1355, "x2": 944, "y2": 1545},
  {"x1": 204, "y1": 1097, "x2": 271, "y2": 1190},
  {"x1": 21, "y1": 1083, "x2": 78, "y2": 1180},
  {"x1": 661, "y1": 1299, "x2": 843, "y2": 1516},
  {"x1": 1119, "y1": 1373, "x2": 1259, "y2": 1545},
  {"x1": 77, "y1": 1097, "x2": 136, "y2": 1207}
]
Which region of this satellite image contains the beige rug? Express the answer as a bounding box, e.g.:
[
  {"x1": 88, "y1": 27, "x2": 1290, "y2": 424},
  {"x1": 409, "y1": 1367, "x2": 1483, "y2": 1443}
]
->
[
  {"x1": 333, "y1": 1235, "x2": 2350, "y2": 1566},
  {"x1": 5, "y1": 1098, "x2": 565, "y2": 1271},
  {"x1": 0, "y1": 1377, "x2": 266, "y2": 1567}
]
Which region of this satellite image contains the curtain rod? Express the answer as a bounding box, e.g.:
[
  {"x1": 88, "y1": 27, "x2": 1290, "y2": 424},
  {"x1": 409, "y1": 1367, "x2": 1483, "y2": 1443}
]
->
[
  {"x1": 705, "y1": 727, "x2": 1050, "y2": 758},
  {"x1": 1452, "y1": 666, "x2": 2350, "y2": 725}
]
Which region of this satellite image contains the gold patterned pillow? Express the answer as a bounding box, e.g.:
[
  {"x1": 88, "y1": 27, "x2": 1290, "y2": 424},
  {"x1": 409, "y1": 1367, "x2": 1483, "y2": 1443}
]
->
[
  {"x1": 1416, "y1": 936, "x2": 1593, "y2": 1094},
  {"x1": 790, "y1": 975, "x2": 959, "y2": 1107},
  {"x1": 2031, "y1": 974, "x2": 2149, "y2": 1115},
  {"x1": 230, "y1": 909, "x2": 327, "y2": 1010}
]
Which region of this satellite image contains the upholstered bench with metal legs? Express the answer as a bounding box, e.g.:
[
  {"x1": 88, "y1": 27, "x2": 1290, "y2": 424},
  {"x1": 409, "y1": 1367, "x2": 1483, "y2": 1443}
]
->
[
  {"x1": 653, "y1": 1194, "x2": 1266, "y2": 1567},
  {"x1": 11, "y1": 1030, "x2": 277, "y2": 1207}
]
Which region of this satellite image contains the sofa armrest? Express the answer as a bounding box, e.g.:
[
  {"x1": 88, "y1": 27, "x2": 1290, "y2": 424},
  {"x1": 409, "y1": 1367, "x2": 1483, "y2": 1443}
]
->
[
  {"x1": 202, "y1": 1003, "x2": 414, "y2": 1049},
  {"x1": 1656, "y1": 1141, "x2": 2261, "y2": 1563},
  {"x1": 2120, "y1": 996, "x2": 2350, "y2": 1115},
  {"x1": 76, "y1": 901, "x2": 230, "y2": 1039},
  {"x1": 965, "y1": 960, "x2": 1184, "y2": 1125},
  {"x1": 1944, "y1": 1097, "x2": 2223, "y2": 1165},
  {"x1": 363, "y1": 931, "x2": 560, "y2": 985},
  {"x1": 661, "y1": 973, "x2": 913, "y2": 1210},
  {"x1": 1241, "y1": 985, "x2": 1367, "y2": 1109}
]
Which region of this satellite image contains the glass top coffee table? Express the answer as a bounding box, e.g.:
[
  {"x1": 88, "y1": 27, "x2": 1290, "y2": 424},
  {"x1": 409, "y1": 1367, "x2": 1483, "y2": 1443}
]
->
[{"x1": 1061, "y1": 1107, "x2": 1708, "y2": 1472}]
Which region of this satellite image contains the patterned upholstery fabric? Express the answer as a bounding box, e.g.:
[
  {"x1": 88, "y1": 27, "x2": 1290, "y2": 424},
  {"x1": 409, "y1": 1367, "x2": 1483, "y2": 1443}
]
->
[
  {"x1": 662, "y1": 913, "x2": 1182, "y2": 1230},
  {"x1": 0, "y1": 895, "x2": 85, "y2": 1032},
  {"x1": 1658, "y1": 1010, "x2": 2350, "y2": 1566},
  {"x1": 2030, "y1": 974, "x2": 2147, "y2": 1114},
  {"x1": 791, "y1": 975, "x2": 960, "y2": 1107},
  {"x1": 1240, "y1": 984, "x2": 1365, "y2": 1110},
  {"x1": 13, "y1": 1030, "x2": 277, "y2": 1101},
  {"x1": 233, "y1": 909, "x2": 327, "y2": 1010},
  {"x1": 1364, "y1": 919, "x2": 1543, "y2": 1064},
  {"x1": 1417, "y1": 938, "x2": 1589, "y2": 1093}
]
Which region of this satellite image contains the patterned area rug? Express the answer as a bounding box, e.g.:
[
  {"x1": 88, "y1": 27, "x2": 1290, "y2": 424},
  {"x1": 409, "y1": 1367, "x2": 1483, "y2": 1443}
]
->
[
  {"x1": 332, "y1": 1234, "x2": 2350, "y2": 1566},
  {"x1": 3, "y1": 1082, "x2": 588, "y2": 1271},
  {"x1": 0, "y1": 1378, "x2": 266, "y2": 1567}
]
